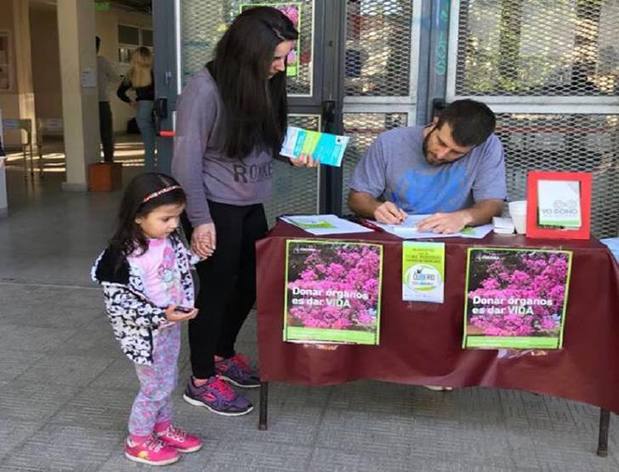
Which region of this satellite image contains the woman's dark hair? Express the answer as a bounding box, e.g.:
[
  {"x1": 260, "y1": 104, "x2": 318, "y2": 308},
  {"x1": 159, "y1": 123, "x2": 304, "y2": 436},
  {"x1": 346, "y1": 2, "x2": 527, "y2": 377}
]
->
[
  {"x1": 209, "y1": 6, "x2": 298, "y2": 159},
  {"x1": 110, "y1": 173, "x2": 186, "y2": 256}
]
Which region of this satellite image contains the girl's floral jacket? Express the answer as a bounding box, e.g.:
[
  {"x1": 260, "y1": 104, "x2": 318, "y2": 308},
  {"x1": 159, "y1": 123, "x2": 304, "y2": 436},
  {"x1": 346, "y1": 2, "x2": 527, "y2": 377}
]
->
[{"x1": 91, "y1": 233, "x2": 196, "y2": 365}]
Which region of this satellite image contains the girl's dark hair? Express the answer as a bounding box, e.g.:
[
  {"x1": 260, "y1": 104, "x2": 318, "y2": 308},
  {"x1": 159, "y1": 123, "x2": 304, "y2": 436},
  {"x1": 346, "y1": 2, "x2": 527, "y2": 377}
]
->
[
  {"x1": 110, "y1": 173, "x2": 186, "y2": 256},
  {"x1": 209, "y1": 6, "x2": 298, "y2": 159}
]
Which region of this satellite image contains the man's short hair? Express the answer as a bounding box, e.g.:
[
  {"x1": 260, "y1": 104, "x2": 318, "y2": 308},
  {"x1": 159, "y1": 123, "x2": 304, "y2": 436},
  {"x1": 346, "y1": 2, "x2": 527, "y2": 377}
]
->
[{"x1": 436, "y1": 99, "x2": 496, "y2": 147}]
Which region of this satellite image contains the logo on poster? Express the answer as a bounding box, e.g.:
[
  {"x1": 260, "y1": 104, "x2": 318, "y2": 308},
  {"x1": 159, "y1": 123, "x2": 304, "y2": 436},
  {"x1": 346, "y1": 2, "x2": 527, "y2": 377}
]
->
[
  {"x1": 404, "y1": 264, "x2": 441, "y2": 292},
  {"x1": 540, "y1": 199, "x2": 579, "y2": 218}
]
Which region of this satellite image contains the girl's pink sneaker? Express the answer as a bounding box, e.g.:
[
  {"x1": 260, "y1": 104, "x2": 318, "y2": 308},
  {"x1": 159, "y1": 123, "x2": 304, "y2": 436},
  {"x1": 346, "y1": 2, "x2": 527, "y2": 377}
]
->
[
  {"x1": 125, "y1": 435, "x2": 180, "y2": 466},
  {"x1": 156, "y1": 425, "x2": 203, "y2": 453}
]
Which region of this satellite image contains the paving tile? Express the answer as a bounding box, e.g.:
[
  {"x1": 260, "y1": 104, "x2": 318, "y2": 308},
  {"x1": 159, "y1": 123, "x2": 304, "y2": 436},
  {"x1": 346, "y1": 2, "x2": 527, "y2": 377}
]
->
[
  {"x1": 316, "y1": 408, "x2": 415, "y2": 458},
  {"x1": 0, "y1": 323, "x2": 76, "y2": 353},
  {"x1": 407, "y1": 415, "x2": 523, "y2": 469},
  {"x1": 0, "y1": 420, "x2": 41, "y2": 464},
  {"x1": 0, "y1": 349, "x2": 45, "y2": 382},
  {"x1": 47, "y1": 386, "x2": 134, "y2": 431},
  {"x1": 90, "y1": 358, "x2": 141, "y2": 391},
  {"x1": 15, "y1": 354, "x2": 114, "y2": 388},
  {"x1": 0, "y1": 284, "x2": 101, "y2": 329},
  {"x1": 198, "y1": 441, "x2": 313, "y2": 471},
  {"x1": 326, "y1": 380, "x2": 418, "y2": 415},
  {"x1": 0, "y1": 380, "x2": 81, "y2": 423},
  {"x1": 45, "y1": 319, "x2": 120, "y2": 358},
  {"x1": 308, "y1": 447, "x2": 412, "y2": 472},
  {"x1": 1, "y1": 424, "x2": 120, "y2": 472}
]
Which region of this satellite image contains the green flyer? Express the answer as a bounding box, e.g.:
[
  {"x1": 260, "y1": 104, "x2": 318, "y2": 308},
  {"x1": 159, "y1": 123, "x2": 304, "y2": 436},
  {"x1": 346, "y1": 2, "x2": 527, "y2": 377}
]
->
[
  {"x1": 402, "y1": 242, "x2": 445, "y2": 303},
  {"x1": 463, "y1": 248, "x2": 573, "y2": 350},
  {"x1": 284, "y1": 239, "x2": 383, "y2": 344},
  {"x1": 280, "y1": 127, "x2": 350, "y2": 167}
]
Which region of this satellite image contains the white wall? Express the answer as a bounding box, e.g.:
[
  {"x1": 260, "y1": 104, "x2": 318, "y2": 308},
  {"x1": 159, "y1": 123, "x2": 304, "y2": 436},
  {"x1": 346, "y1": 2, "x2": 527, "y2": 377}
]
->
[
  {"x1": 30, "y1": 3, "x2": 62, "y2": 120},
  {"x1": 0, "y1": 0, "x2": 21, "y2": 144}
]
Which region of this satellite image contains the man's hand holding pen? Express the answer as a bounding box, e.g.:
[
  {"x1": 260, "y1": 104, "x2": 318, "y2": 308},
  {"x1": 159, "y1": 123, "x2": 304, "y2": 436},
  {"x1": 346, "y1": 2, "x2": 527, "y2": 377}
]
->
[{"x1": 373, "y1": 201, "x2": 407, "y2": 224}]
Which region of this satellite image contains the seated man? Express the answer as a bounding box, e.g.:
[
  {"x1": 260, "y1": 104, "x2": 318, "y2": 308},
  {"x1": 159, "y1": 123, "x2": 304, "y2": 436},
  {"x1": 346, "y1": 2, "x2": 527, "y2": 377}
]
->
[{"x1": 348, "y1": 99, "x2": 506, "y2": 233}]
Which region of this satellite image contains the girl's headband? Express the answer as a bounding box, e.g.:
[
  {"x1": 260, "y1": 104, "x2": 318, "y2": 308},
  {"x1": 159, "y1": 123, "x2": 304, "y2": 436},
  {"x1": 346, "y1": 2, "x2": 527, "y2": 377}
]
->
[{"x1": 142, "y1": 185, "x2": 182, "y2": 203}]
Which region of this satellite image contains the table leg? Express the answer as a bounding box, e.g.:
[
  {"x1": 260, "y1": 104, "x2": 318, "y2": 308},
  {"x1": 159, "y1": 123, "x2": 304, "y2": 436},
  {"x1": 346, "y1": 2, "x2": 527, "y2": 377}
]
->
[
  {"x1": 259, "y1": 381, "x2": 268, "y2": 431},
  {"x1": 597, "y1": 408, "x2": 610, "y2": 457}
]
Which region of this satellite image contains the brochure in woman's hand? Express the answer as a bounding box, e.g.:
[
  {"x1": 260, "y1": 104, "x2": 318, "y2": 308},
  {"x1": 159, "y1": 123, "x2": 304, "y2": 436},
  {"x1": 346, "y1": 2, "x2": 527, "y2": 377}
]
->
[{"x1": 281, "y1": 126, "x2": 350, "y2": 167}]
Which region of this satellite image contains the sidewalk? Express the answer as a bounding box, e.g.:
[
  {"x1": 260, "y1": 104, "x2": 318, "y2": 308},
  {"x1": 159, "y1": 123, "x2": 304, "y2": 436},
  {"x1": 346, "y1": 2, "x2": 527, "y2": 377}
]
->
[{"x1": 0, "y1": 165, "x2": 617, "y2": 471}]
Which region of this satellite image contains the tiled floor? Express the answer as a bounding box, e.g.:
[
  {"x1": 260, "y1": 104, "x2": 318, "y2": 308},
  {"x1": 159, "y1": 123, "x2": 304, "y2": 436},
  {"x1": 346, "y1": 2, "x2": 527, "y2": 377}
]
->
[{"x1": 0, "y1": 149, "x2": 617, "y2": 471}]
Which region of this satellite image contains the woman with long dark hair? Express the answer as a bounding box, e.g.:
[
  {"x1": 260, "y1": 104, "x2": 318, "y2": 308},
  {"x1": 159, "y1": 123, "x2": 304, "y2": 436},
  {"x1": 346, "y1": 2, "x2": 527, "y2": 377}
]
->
[{"x1": 172, "y1": 6, "x2": 315, "y2": 416}]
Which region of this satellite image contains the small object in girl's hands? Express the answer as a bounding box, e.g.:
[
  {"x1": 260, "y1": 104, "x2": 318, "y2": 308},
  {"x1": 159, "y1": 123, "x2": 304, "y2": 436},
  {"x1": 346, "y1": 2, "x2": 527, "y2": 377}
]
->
[{"x1": 175, "y1": 306, "x2": 194, "y2": 313}]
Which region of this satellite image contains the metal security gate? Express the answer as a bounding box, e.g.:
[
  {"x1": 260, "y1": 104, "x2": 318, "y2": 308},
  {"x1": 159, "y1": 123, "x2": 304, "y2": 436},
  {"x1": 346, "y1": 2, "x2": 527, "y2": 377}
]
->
[
  {"x1": 154, "y1": 0, "x2": 421, "y2": 223},
  {"x1": 340, "y1": 0, "x2": 421, "y2": 211},
  {"x1": 447, "y1": 0, "x2": 619, "y2": 238}
]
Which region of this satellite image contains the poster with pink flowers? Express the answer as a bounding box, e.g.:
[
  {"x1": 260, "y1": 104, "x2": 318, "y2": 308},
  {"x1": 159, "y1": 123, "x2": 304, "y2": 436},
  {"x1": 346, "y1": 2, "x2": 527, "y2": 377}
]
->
[
  {"x1": 240, "y1": 3, "x2": 301, "y2": 77},
  {"x1": 463, "y1": 248, "x2": 573, "y2": 349},
  {"x1": 284, "y1": 239, "x2": 383, "y2": 344}
]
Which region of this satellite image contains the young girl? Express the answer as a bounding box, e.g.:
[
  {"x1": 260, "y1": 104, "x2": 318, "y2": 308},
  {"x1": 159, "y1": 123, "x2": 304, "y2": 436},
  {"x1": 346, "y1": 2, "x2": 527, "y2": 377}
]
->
[
  {"x1": 117, "y1": 47, "x2": 156, "y2": 171},
  {"x1": 92, "y1": 173, "x2": 205, "y2": 466}
]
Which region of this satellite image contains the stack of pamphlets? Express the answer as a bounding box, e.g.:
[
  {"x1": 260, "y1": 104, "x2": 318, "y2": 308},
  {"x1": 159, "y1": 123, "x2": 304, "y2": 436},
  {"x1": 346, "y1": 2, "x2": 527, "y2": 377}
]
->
[
  {"x1": 280, "y1": 214, "x2": 373, "y2": 236},
  {"x1": 492, "y1": 217, "x2": 515, "y2": 234}
]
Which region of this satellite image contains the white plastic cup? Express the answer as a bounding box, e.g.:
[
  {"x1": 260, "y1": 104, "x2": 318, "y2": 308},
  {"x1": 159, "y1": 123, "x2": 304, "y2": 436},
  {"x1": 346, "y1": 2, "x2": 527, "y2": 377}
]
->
[{"x1": 508, "y1": 200, "x2": 527, "y2": 234}]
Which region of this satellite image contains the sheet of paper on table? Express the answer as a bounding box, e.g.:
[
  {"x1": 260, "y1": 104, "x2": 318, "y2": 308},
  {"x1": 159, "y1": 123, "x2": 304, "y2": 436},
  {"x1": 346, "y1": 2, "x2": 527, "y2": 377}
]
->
[
  {"x1": 373, "y1": 214, "x2": 493, "y2": 239},
  {"x1": 600, "y1": 238, "x2": 619, "y2": 262},
  {"x1": 280, "y1": 214, "x2": 373, "y2": 236}
]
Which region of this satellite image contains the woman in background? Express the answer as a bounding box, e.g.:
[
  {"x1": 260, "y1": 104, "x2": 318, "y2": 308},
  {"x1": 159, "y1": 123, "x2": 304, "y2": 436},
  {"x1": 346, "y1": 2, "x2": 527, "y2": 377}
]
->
[{"x1": 118, "y1": 46, "x2": 156, "y2": 171}]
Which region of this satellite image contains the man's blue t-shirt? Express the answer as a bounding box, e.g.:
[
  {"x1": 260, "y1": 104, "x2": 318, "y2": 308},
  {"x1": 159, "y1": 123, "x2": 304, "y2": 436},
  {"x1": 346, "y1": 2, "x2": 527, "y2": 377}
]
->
[{"x1": 349, "y1": 126, "x2": 507, "y2": 214}]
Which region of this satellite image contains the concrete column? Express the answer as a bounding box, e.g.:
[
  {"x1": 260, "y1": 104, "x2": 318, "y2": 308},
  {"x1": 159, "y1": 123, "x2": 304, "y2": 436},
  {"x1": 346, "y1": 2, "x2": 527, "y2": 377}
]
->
[
  {"x1": 57, "y1": 0, "x2": 99, "y2": 191},
  {"x1": 12, "y1": 0, "x2": 36, "y2": 144}
]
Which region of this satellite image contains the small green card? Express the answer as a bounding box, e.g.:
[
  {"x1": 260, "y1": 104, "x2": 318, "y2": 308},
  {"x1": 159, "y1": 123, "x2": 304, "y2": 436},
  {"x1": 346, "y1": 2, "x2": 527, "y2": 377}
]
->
[{"x1": 402, "y1": 242, "x2": 445, "y2": 303}]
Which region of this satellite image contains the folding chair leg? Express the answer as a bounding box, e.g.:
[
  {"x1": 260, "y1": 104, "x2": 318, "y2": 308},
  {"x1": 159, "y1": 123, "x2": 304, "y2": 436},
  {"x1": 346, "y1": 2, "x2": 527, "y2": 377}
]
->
[
  {"x1": 22, "y1": 148, "x2": 28, "y2": 180},
  {"x1": 38, "y1": 146, "x2": 44, "y2": 178}
]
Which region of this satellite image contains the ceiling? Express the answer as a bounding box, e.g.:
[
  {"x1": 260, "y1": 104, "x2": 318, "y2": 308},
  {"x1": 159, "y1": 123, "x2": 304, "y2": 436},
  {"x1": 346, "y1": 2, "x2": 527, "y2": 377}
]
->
[
  {"x1": 106, "y1": 0, "x2": 152, "y2": 14},
  {"x1": 29, "y1": 1, "x2": 152, "y2": 14}
]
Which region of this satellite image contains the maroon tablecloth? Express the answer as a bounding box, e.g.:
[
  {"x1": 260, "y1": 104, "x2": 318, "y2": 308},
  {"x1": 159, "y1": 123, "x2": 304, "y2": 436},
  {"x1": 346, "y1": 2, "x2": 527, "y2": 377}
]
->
[{"x1": 256, "y1": 222, "x2": 619, "y2": 413}]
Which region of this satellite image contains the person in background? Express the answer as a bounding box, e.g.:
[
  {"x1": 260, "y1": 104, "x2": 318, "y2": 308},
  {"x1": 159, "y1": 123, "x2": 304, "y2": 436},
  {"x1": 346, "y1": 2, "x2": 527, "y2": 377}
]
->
[
  {"x1": 172, "y1": 6, "x2": 316, "y2": 417},
  {"x1": 92, "y1": 173, "x2": 204, "y2": 466},
  {"x1": 96, "y1": 36, "x2": 119, "y2": 163},
  {"x1": 118, "y1": 47, "x2": 157, "y2": 171}
]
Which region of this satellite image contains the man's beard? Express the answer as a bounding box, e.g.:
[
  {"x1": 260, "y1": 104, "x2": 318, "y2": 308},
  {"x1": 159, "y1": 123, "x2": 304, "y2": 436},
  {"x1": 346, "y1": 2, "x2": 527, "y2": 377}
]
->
[{"x1": 422, "y1": 133, "x2": 442, "y2": 167}]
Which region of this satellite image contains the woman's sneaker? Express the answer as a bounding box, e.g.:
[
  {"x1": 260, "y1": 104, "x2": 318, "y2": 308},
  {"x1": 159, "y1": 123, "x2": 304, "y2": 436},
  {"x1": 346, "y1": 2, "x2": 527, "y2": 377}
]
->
[
  {"x1": 183, "y1": 375, "x2": 254, "y2": 416},
  {"x1": 215, "y1": 354, "x2": 260, "y2": 388},
  {"x1": 156, "y1": 425, "x2": 203, "y2": 453},
  {"x1": 125, "y1": 435, "x2": 180, "y2": 466}
]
